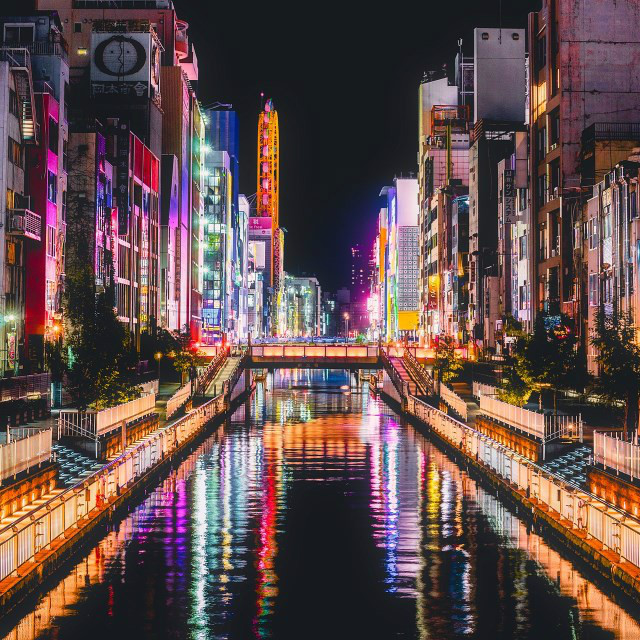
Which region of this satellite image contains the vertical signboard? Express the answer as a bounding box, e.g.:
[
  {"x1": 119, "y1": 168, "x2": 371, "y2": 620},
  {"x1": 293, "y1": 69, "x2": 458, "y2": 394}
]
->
[
  {"x1": 115, "y1": 123, "x2": 130, "y2": 235},
  {"x1": 503, "y1": 169, "x2": 516, "y2": 223}
]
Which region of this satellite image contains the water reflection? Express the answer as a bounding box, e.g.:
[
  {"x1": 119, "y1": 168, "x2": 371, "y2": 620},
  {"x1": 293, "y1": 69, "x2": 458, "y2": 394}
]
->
[{"x1": 1, "y1": 369, "x2": 639, "y2": 639}]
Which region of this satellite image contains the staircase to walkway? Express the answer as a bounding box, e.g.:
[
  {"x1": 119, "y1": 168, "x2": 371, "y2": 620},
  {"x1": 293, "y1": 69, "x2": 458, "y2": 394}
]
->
[
  {"x1": 388, "y1": 356, "x2": 420, "y2": 396},
  {"x1": 205, "y1": 355, "x2": 244, "y2": 398}
]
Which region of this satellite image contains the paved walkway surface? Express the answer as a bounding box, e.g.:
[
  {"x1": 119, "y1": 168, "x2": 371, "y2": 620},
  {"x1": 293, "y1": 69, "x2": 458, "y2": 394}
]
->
[{"x1": 450, "y1": 380, "x2": 481, "y2": 426}]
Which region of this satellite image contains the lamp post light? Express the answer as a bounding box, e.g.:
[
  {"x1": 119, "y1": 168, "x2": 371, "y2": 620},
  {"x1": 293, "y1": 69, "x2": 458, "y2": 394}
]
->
[
  {"x1": 154, "y1": 351, "x2": 163, "y2": 387},
  {"x1": 343, "y1": 312, "x2": 350, "y2": 342}
]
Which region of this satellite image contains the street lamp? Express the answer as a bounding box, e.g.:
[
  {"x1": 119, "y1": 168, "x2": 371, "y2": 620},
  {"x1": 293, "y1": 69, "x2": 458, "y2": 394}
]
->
[
  {"x1": 154, "y1": 351, "x2": 163, "y2": 387},
  {"x1": 343, "y1": 312, "x2": 350, "y2": 342}
]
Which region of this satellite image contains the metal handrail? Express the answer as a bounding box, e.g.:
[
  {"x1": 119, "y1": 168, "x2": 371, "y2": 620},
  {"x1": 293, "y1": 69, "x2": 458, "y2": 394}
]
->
[{"x1": 402, "y1": 348, "x2": 434, "y2": 395}]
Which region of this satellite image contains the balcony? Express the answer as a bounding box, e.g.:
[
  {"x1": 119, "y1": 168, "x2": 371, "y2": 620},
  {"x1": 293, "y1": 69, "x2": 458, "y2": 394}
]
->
[{"x1": 8, "y1": 208, "x2": 41, "y2": 241}]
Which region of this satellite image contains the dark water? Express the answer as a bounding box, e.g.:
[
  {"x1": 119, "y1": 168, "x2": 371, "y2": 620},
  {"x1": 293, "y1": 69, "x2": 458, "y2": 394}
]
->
[{"x1": 3, "y1": 369, "x2": 640, "y2": 639}]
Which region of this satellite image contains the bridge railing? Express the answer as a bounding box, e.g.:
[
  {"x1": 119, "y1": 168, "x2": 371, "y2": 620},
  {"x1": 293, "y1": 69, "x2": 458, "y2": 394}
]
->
[
  {"x1": 249, "y1": 345, "x2": 379, "y2": 359},
  {"x1": 405, "y1": 394, "x2": 640, "y2": 571}
]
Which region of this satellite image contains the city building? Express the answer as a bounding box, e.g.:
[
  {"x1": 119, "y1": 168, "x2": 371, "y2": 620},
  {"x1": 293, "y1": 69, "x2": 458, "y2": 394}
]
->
[
  {"x1": 284, "y1": 274, "x2": 321, "y2": 338},
  {"x1": 0, "y1": 14, "x2": 70, "y2": 371},
  {"x1": 417, "y1": 69, "x2": 470, "y2": 345},
  {"x1": 0, "y1": 45, "x2": 38, "y2": 375},
  {"x1": 201, "y1": 149, "x2": 230, "y2": 344},
  {"x1": 528, "y1": 0, "x2": 640, "y2": 329},
  {"x1": 468, "y1": 27, "x2": 526, "y2": 354},
  {"x1": 380, "y1": 177, "x2": 419, "y2": 342},
  {"x1": 321, "y1": 291, "x2": 337, "y2": 337}
]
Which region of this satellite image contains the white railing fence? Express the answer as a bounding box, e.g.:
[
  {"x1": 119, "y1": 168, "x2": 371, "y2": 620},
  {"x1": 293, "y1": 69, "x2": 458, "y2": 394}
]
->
[
  {"x1": 472, "y1": 381, "x2": 497, "y2": 400},
  {"x1": 440, "y1": 383, "x2": 468, "y2": 421},
  {"x1": 166, "y1": 381, "x2": 193, "y2": 420},
  {"x1": 0, "y1": 393, "x2": 226, "y2": 582},
  {"x1": 480, "y1": 394, "x2": 546, "y2": 439},
  {"x1": 0, "y1": 428, "x2": 52, "y2": 483},
  {"x1": 594, "y1": 432, "x2": 640, "y2": 481},
  {"x1": 405, "y1": 395, "x2": 640, "y2": 573},
  {"x1": 58, "y1": 393, "x2": 156, "y2": 440},
  {"x1": 479, "y1": 394, "x2": 582, "y2": 445}
]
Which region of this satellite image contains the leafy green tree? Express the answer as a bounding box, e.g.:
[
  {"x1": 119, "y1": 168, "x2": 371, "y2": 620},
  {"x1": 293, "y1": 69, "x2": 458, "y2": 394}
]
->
[
  {"x1": 172, "y1": 346, "x2": 206, "y2": 384},
  {"x1": 64, "y1": 263, "x2": 140, "y2": 409},
  {"x1": 45, "y1": 335, "x2": 66, "y2": 384},
  {"x1": 435, "y1": 336, "x2": 463, "y2": 384},
  {"x1": 498, "y1": 353, "x2": 531, "y2": 407},
  {"x1": 591, "y1": 309, "x2": 640, "y2": 438},
  {"x1": 515, "y1": 314, "x2": 581, "y2": 414}
]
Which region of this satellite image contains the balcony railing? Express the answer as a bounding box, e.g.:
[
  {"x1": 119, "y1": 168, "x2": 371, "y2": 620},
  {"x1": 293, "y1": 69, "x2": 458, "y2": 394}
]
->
[{"x1": 8, "y1": 208, "x2": 41, "y2": 241}]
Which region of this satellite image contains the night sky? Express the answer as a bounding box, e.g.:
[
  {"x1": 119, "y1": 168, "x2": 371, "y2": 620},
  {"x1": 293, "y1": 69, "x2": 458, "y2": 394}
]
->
[{"x1": 8, "y1": 0, "x2": 539, "y2": 291}]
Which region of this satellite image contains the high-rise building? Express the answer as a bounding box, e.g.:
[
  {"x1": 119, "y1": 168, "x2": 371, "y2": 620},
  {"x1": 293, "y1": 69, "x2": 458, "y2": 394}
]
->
[
  {"x1": 417, "y1": 69, "x2": 470, "y2": 345},
  {"x1": 202, "y1": 150, "x2": 230, "y2": 344},
  {"x1": 380, "y1": 177, "x2": 419, "y2": 341},
  {"x1": 350, "y1": 244, "x2": 368, "y2": 303},
  {"x1": 205, "y1": 108, "x2": 247, "y2": 342},
  {"x1": 468, "y1": 27, "x2": 526, "y2": 354}
]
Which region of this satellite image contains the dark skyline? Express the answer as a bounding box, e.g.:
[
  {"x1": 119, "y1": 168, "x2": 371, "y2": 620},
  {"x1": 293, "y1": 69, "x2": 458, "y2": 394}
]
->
[
  {"x1": 179, "y1": 0, "x2": 538, "y2": 290},
  {"x1": 5, "y1": 0, "x2": 539, "y2": 290}
]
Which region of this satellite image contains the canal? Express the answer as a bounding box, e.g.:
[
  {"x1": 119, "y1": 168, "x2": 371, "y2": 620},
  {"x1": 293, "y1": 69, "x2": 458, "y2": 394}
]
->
[{"x1": 2, "y1": 369, "x2": 640, "y2": 639}]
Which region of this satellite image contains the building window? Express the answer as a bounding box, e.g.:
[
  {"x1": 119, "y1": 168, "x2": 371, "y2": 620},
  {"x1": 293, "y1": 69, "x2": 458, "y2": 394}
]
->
[
  {"x1": 631, "y1": 192, "x2": 638, "y2": 220},
  {"x1": 537, "y1": 127, "x2": 547, "y2": 162},
  {"x1": 536, "y1": 34, "x2": 547, "y2": 71},
  {"x1": 589, "y1": 273, "x2": 599, "y2": 306},
  {"x1": 48, "y1": 117, "x2": 59, "y2": 155},
  {"x1": 74, "y1": 22, "x2": 82, "y2": 33},
  {"x1": 46, "y1": 280, "x2": 56, "y2": 312},
  {"x1": 47, "y1": 171, "x2": 57, "y2": 203},
  {"x1": 549, "y1": 108, "x2": 560, "y2": 149},
  {"x1": 8, "y1": 89, "x2": 18, "y2": 117},
  {"x1": 537, "y1": 174, "x2": 547, "y2": 204},
  {"x1": 47, "y1": 225, "x2": 56, "y2": 258},
  {"x1": 62, "y1": 190, "x2": 67, "y2": 221},
  {"x1": 63, "y1": 81, "x2": 69, "y2": 122},
  {"x1": 518, "y1": 234, "x2": 528, "y2": 261},
  {"x1": 4, "y1": 25, "x2": 34, "y2": 44},
  {"x1": 7, "y1": 137, "x2": 23, "y2": 168},
  {"x1": 602, "y1": 205, "x2": 612, "y2": 239},
  {"x1": 62, "y1": 139, "x2": 68, "y2": 172}
]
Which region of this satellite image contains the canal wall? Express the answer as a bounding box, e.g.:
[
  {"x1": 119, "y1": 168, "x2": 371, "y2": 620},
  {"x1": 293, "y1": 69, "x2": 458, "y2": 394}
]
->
[
  {"x1": 396, "y1": 394, "x2": 640, "y2": 603},
  {"x1": 0, "y1": 386, "x2": 254, "y2": 615}
]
